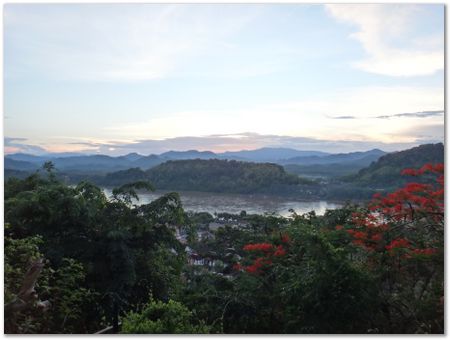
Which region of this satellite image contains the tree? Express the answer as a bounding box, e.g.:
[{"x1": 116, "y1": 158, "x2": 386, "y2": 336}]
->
[{"x1": 121, "y1": 299, "x2": 210, "y2": 334}]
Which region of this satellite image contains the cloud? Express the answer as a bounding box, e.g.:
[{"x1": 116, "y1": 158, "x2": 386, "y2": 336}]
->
[
  {"x1": 395, "y1": 123, "x2": 444, "y2": 143},
  {"x1": 6, "y1": 130, "x2": 443, "y2": 156},
  {"x1": 329, "y1": 115, "x2": 356, "y2": 120},
  {"x1": 5, "y1": 137, "x2": 27, "y2": 143},
  {"x1": 325, "y1": 4, "x2": 443, "y2": 77},
  {"x1": 329, "y1": 110, "x2": 444, "y2": 120},
  {"x1": 4, "y1": 137, "x2": 48, "y2": 154},
  {"x1": 374, "y1": 110, "x2": 444, "y2": 119},
  {"x1": 61, "y1": 132, "x2": 434, "y2": 156}
]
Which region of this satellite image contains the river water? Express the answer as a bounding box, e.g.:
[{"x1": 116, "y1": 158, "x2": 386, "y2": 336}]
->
[{"x1": 102, "y1": 188, "x2": 342, "y2": 218}]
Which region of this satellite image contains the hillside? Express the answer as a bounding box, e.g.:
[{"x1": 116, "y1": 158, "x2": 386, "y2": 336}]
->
[
  {"x1": 282, "y1": 149, "x2": 385, "y2": 165},
  {"x1": 220, "y1": 147, "x2": 329, "y2": 162},
  {"x1": 283, "y1": 151, "x2": 386, "y2": 178},
  {"x1": 344, "y1": 143, "x2": 444, "y2": 188},
  {"x1": 98, "y1": 159, "x2": 317, "y2": 195}
]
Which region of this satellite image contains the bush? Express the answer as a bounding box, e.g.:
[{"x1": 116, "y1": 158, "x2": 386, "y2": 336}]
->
[{"x1": 121, "y1": 299, "x2": 210, "y2": 334}]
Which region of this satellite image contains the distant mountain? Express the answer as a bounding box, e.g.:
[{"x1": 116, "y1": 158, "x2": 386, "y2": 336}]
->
[
  {"x1": 4, "y1": 147, "x2": 331, "y2": 173},
  {"x1": 281, "y1": 149, "x2": 386, "y2": 166},
  {"x1": 5, "y1": 153, "x2": 160, "y2": 173},
  {"x1": 282, "y1": 149, "x2": 386, "y2": 178},
  {"x1": 344, "y1": 143, "x2": 444, "y2": 189},
  {"x1": 2, "y1": 147, "x2": 390, "y2": 178},
  {"x1": 219, "y1": 147, "x2": 329, "y2": 162},
  {"x1": 6, "y1": 153, "x2": 48, "y2": 163},
  {"x1": 130, "y1": 154, "x2": 163, "y2": 169},
  {"x1": 4, "y1": 158, "x2": 40, "y2": 171},
  {"x1": 160, "y1": 150, "x2": 217, "y2": 160},
  {"x1": 121, "y1": 152, "x2": 144, "y2": 161},
  {"x1": 50, "y1": 155, "x2": 132, "y2": 172}
]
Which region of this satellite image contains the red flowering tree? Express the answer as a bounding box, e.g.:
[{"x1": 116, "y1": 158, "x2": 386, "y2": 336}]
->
[
  {"x1": 339, "y1": 163, "x2": 443, "y2": 257},
  {"x1": 335, "y1": 163, "x2": 444, "y2": 333},
  {"x1": 235, "y1": 236, "x2": 290, "y2": 275},
  {"x1": 225, "y1": 163, "x2": 443, "y2": 333}
]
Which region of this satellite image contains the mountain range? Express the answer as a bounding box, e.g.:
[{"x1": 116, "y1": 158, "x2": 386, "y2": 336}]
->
[
  {"x1": 4, "y1": 143, "x2": 444, "y2": 200},
  {"x1": 4, "y1": 147, "x2": 386, "y2": 174}
]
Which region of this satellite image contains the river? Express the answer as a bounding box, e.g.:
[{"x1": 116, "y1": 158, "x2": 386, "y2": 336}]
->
[{"x1": 102, "y1": 188, "x2": 342, "y2": 218}]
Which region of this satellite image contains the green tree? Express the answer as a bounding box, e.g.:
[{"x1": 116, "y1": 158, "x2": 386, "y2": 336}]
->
[{"x1": 121, "y1": 299, "x2": 210, "y2": 334}]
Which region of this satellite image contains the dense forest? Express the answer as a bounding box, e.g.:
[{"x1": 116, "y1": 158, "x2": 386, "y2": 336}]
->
[
  {"x1": 4, "y1": 159, "x2": 444, "y2": 334},
  {"x1": 344, "y1": 143, "x2": 445, "y2": 189},
  {"x1": 104, "y1": 159, "x2": 315, "y2": 194}
]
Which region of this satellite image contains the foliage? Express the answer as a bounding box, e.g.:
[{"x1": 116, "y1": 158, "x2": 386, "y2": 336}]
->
[
  {"x1": 121, "y1": 299, "x2": 210, "y2": 334},
  {"x1": 180, "y1": 163, "x2": 443, "y2": 334},
  {"x1": 4, "y1": 161, "x2": 444, "y2": 334},
  {"x1": 345, "y1": 143, "x2": 444, "y2": 189},
  {"x1": 98, "y1": 159, "x2": 316, "y2": 195},
  {"x1": 4, "y1": 171, "x2": 186, "y2": 333},
  {"x1": 335, "y1": 163, "x2": 444, "y2": 333},
  {"x1": 111, "y1": 181, "x2": 154, "y2": 205}
]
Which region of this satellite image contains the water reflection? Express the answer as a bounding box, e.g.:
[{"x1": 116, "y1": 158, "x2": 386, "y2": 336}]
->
[{"x1": 102, "y1": 189, "x2": 342, "y2": 218}]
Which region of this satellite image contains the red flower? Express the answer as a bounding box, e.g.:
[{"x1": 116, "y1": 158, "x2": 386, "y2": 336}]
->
[
  {"x1": 335, "y1": 225, "x2": 344, "y2": 231},
  {"x1": 413, "y1": 248, "x2": 438, "y2": 256},
  {"x1": 418, "y1": 163, "x2": 434, "y2": 174},
  {"x1": 245, "y1": 257, "x2": 273, "y2": 274},
  {"x1": 433, "y1": 189, "x2": 444, "y2": 198},
  {"x1": 434, "y1": 163, "x2": 444, "y2": 173},
  {"x1": 245, "y1": 264, "x2": 260, "y2": 274},
  {"x1": 404, "y1": 182, "x2": 430, "y2": 193},
  {"x1": 385, "y1": 238, "x2": 410, "y2": 251},
  {"x1": 274, "y1": 245, "x2": 286, "y2": 257},
  {"x1": 243, "y1": 243, "x2": 273, "y2": 252},
  {"x1": 353, "y1": 231, "x2": 367, "y2": 239},
  {"x1": 371, "y1": 233, "x2": 382, "y2": 242}
]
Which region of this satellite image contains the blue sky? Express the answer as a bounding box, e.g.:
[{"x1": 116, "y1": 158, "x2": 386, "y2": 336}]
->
[{"x1": 4, "y1": 4, "x2": 444, "y2": 155}]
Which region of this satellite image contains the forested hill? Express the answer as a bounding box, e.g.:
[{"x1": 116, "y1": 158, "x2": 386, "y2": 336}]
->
[
  {"x1": 101, "y1": 159, "x2": 316, "y2": 195},
  {"x1": 344, "y1": 143, "x2": 444, "y2": 188}
]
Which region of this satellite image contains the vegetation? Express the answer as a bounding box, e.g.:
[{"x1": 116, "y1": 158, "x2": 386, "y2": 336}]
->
[
  {"x1": 121, "y1": 299, "x2": 210, "y2": 334},
  {"x1": 144, "y1": 159, "x2": 314, "y2": 194},
  {"x1": 88, "y1": 159, "x2": 318, "y2": 196},
  {"x1": 284, "y1": 162, "x2": 373, "y2": 178},
  {"x1": 344, "y1": 143, "x2": 444, "y2": 189},
  {"x1": 4, "y1": 170, "x2": 187, "y2": 333},
  {"x1": 4, "y1": 160, "x2": 444, "y2": 334}
]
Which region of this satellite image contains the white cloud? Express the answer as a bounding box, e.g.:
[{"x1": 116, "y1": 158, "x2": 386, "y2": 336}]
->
[{"x1": 325, "y1": 4, "x2": 443, "y2": 77}]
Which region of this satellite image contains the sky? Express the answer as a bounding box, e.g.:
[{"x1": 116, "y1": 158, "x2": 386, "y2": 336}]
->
[{"x1": 4, "y1": 4, "x2": 445, "y2": 155}]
